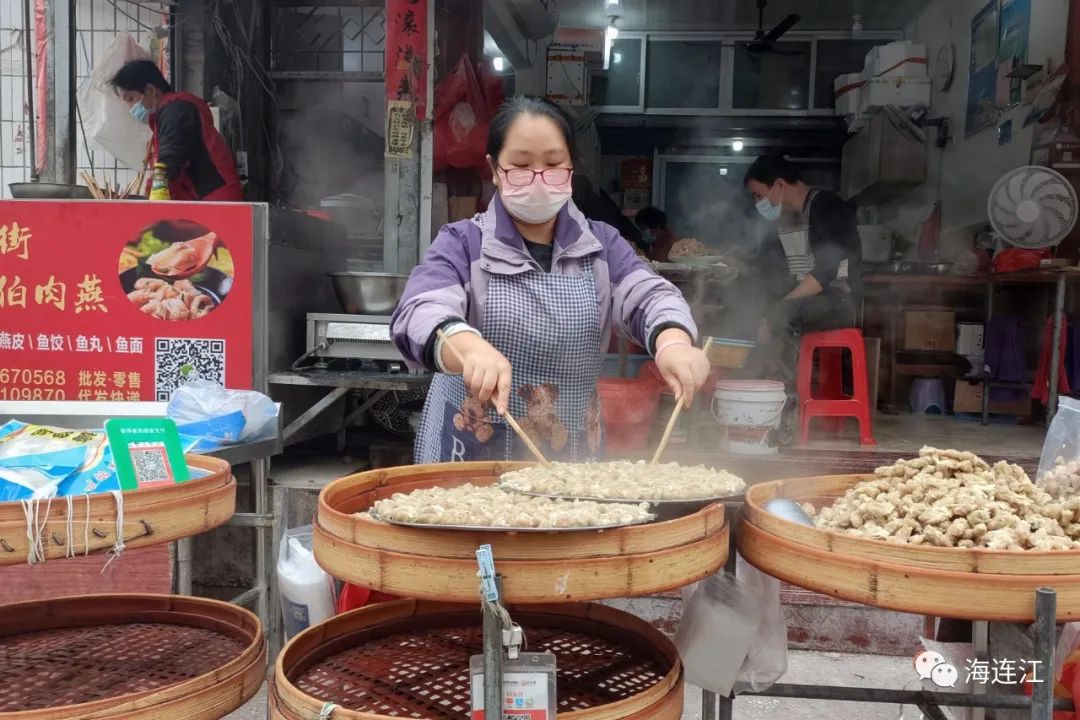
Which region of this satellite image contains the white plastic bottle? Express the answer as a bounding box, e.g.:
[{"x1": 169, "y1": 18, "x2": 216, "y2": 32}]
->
[{"x1": 277, "y1": 527, "x2": 336, "y2": 638}]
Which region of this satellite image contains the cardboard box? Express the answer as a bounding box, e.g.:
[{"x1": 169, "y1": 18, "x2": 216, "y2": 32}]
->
[
  {"x1": 954, "y1": 381, "x2": 1031, "y2": 416},
  {"x1": 956, "y1": 323, "x2": 984, "y2": 355},
  {"x1": 865, "y1": 41, "x2": 927, "y2": 79},
  {"x1": 834, "y1": 73, "x2": 865, "y2": 117},
  {"x1": 904, "y1": 311, "x2": 956, "y2": 352},
  {"x1": 860, "y1": 77, "x2": 932, "y2": 113}
]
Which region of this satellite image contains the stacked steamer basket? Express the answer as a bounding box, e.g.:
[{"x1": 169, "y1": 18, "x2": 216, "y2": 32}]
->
[
  {"x1": 272, "y1": 460, "x2": 732, "y2": 720},
  {"x1": 0, "y1": 455, "x2": 266, "y2": 719},
  {"x1": 0, "y1": 455, "x2": 235, "y2": 564},
  {"x1": 739, "y1": 474, "x2": 1080, "y2": 621}
]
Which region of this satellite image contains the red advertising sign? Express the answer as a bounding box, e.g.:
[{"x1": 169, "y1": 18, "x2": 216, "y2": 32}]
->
[{"x1": 0, "y1": 200, "x2": 254, "y2": 403}]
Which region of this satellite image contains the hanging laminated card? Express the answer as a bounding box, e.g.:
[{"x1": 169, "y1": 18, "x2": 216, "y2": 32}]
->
[
  {"x1": 470, "y1": 652, "x2": 558, "y2": 720},
  {"x1": 105, "y1": 418, "x2": 190, "y2": 491}
]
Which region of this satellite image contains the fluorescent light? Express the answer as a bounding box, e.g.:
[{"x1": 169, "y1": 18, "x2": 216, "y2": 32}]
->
[
  {"x1": 732, "y1": 139, "x2": 745, "y2": 152},
  {"x1": 613, "y1": 52, "x2": 622, "y2": 64},
  {"x1": 719, "y1": 167, "x2": 729, "y2": 176},
  {"x1": 606, "y1": 0, "x2": 620, "y2": 6},
  {"x1": 603, "y1": 17, "x2": 619, "y2": 70},
  {"x1": 493, "y1": 56, "x2": 506, "y2": 72}
]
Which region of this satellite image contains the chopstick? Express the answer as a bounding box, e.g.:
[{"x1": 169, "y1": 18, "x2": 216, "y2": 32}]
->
[
  {"x1": 80, "y1": 170, "x2": 104, "y2": 199},
  {"x1": 651, "y1": 337, "x2": 714, "y2": 465},
  {"x1": 436, "y1": 329, "x2": 551, "y2": 467}
]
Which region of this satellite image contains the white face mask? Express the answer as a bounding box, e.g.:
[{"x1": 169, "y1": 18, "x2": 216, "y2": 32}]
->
[{"x1": 499, "y1": 173, "x2": 573, "y2": 224}]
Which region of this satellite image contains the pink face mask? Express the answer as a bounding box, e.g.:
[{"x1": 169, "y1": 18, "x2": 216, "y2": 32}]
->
[{"x1": 498, "y1": 170, "x2": 573, "y2": 225}]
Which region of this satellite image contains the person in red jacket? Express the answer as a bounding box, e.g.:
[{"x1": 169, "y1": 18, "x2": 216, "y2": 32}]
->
[{"x1": 111, "y1": 60, "x2": 242, "y2": 201}]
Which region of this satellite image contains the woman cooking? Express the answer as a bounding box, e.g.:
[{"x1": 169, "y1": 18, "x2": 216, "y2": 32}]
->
[
  {"x1": 392, "y1": 97, "x2": 709, "y2": 463},
  {"x1": 111, "y1": 60, "x2": 242, "y2": 202}
]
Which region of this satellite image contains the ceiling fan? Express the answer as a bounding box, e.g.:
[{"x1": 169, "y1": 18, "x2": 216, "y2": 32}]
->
[{"x1": 744, "y1": 0, "x2": 802, "y2": 56}]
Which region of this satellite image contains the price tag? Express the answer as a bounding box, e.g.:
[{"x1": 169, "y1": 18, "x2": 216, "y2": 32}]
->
[{"x1": 470, "y1": 652, "x2": 557, "y2": 720}]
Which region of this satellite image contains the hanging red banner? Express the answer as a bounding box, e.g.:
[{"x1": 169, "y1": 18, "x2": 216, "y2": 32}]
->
[
  {"x1": 0, "y1": 200, "x2": 254, "y2": 403},
  {"x1": 386, "y1": 0, "x2": 429, "y2": 119}
]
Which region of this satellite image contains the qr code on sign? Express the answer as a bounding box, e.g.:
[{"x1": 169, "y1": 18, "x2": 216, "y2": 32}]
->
[
  {"x1": 130, "y1": 444, "x2": 173, "y2": 486},
  {"x1": 155, "y1": 338, "x2": 226, "y2": 401}
]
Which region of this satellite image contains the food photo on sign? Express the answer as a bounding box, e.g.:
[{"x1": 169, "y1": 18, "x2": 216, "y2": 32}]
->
[{"x1": 119, "y1": 219, "x2": 235, "y2": 321}]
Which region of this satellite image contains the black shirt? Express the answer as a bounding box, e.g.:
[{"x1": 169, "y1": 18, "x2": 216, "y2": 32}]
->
[{"x1": 524, "y1": 239, "x2": 554, "y2": 272}]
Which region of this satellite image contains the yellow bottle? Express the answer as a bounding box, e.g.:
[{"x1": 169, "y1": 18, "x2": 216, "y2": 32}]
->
[{"x1": 149, "y1": 163, "x2": 171, "y2": 200}]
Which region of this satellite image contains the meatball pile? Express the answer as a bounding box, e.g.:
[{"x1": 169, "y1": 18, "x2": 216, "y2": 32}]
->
[{"x1": 805, "y1": 447, "x2": 1080, "y2": 551}]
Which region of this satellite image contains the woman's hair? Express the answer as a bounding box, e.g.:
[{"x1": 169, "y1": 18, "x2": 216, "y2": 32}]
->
[
  {"x1": 744, "y1": 153, "x2": 801, "y2": 187},
  {"x1": 487, "y1": 96, "x2": 576, "y2": 164},
  {"x1": 635, "y1": 206, "x2": 667, "y2": 230},
  {"x1": 110, "y1": 59, "x2": 173, "y2": 94}
]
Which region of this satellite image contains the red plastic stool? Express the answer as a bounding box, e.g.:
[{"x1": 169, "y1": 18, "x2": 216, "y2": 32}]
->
[{"x1": 797, "y1": 329, "x2": 876, "y2": 446}]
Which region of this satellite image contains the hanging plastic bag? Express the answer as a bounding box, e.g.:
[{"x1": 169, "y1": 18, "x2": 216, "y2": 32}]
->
[
  {"x1": 677, "y1": 556, "x2": 789, "y2": 696},
  {"x1": 675, "y1": 569, "x2": 759, "y2": 696},
  {"x1": 1036, "y1": 397, "x2": 1080, "y2": 499},
  {"x1": 277, "y1": 525, "x2": 336, "y2": 639},
  {"x1": 732, "y1": 557, "x2": 788, "y2": 693},
  {"x1": 77, "y1": 33, "x2": 153, "y2": 170},
  {"x1": 434, "y1": 55, "x2": 489, "y2": 172},
  {"x1": 166, "y1": 380, "x2": 278, "y2": 443}
]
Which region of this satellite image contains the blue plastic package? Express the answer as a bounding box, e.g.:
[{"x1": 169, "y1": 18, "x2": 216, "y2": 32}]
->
[
  {"x1": 176, "y1": 410, "x2": 246, "y2": 452},
  {"x1": 0, "y1": 421, "x2": 112, "y2": 501},
  {"x1": 57, "y1": 442, "x2": 121, "y2": 496}
]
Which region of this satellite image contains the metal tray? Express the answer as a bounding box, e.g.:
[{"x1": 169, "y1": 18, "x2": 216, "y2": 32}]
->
[
  {"x1": 500, "y1": 486, "x2": 744, "y2": 521},
  {"x1": 367, "y1": 508, "x2": 656, "y2": 532}
]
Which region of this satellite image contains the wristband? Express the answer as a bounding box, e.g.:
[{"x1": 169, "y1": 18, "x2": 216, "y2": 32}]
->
[
  {"x1": 654, "y1": 340, "x2": 691, "y2": 366},
  {"x1": 434, "y1": 322, "x2": 480, "y2": 374}
]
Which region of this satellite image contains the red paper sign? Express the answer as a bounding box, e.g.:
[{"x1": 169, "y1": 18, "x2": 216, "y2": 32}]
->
[
  {"x1": 386, "y1": 0, "x2": 429, "y2": 118},
  {"x1": 0, "y1": 200, "x2": 254, "y2": 403}
]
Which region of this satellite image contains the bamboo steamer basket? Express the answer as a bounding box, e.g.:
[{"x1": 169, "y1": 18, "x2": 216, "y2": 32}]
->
[
  {"x1": 314, "y1": 461, "x2": 728, "y2": 602},
  {"x1": 739, "y1": 474, "x2": 1080, "y2": 621},
  {"x1": 271, "y1": 599, "x2": 683, "y2": 720},
  {"x1": 0, "y1": 455, "x2": 235, "y2": 566},
  {"x1": 0, "y1": 593, "x2": 265, "y2": 719}
]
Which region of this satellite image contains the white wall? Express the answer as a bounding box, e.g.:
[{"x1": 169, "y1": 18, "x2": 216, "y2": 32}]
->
[{"x1": 881, "y1": 0, "x2": 1070, "y2": 255}]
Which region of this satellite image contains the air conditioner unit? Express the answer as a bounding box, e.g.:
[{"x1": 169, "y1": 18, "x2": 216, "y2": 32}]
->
[{"x1": 507, "y1": 0, "x2": 558, "y2": 40}]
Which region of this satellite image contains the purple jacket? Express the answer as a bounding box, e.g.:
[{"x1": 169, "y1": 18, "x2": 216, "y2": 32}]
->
[{"x1": 392, "y1": 196, "x2": 697, "y2": 370}]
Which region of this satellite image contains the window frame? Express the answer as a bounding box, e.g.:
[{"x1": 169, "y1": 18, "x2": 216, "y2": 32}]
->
[{"x1": 590, "y1": 30, "x2": 902, "y2": 116}]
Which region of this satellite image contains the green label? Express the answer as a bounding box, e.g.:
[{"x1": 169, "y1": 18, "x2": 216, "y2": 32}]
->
[{"x1": 105, "y1": 418, "x2": 191, "y2": 491}]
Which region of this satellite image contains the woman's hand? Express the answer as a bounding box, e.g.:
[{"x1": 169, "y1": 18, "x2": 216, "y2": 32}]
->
[
  {"x1": 654, "y1": 329, "x2": 711, "y2": 408},
  {"x1": 441, "y1": 332, "x2": 513, "y2": 415}
]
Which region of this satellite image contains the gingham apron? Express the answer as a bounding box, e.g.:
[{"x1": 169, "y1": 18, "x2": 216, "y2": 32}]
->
[{"x1": 415, "y1": 255, "x2": 604, "y2": 463}]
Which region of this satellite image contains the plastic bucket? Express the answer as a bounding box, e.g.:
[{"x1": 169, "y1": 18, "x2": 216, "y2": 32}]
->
[
  {"x1": 599, "y1": 377, "x2": 661, "y2": 451},
  {"x1": 712, "y1": 380, "x2": 786, "y2": 455}
]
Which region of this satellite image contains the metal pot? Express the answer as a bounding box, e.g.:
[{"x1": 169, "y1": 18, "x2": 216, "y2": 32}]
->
[
  {"x1": 8, "y1": 182, "x2": 93, "y2": 200},
  {"x1": 328, "y1": 271, "x2": 409, "y2": 315}
]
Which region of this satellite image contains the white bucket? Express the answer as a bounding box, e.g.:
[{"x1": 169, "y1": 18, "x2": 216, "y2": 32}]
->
[{"x1": 712, "y1": 380, "x2": 787, "y2": 455}]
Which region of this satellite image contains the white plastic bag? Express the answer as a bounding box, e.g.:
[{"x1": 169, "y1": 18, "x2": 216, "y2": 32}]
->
[
  {"x1": 277, "y1": 526, "x2": 336, "y2": 639},
  {"x1": 77, "y1": 33, "x2": 153, "y2": 170},
  {"x1": 676, "y1": 570, "x2": 758, "y2": 696},
  {"x1": 166, "y1": 380, "x2": 278, "y2": 442},
  {"x1": 676, "y1": 556, "x2": 789, "y2": 696},
  {"x1": 732, "y1": 557, "x2": 788, "y2": 693},
  {"x1": 1036, "y1": 397, "x2": 1080, "y2": 498}
]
